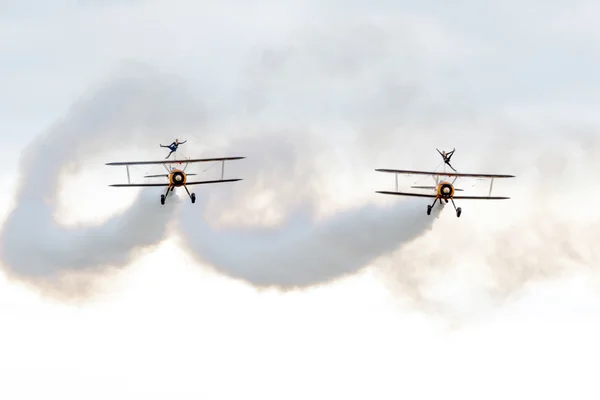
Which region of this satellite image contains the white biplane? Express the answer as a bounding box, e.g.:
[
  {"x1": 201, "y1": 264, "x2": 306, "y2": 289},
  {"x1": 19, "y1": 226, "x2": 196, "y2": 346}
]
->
[
  {"x1": 375, "y1": 150, "x2": 514, "y2": 217},
  {"x1": 106, "y1": 153, "x2": 245, "y2": 205}
]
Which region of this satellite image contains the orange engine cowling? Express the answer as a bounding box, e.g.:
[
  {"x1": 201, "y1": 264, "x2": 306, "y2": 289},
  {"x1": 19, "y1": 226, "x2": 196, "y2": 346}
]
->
[
  {"x1": 169, "y1": 169, "x2": 187, "y2": 186},
  {"x1": 437, "y1": 182, "x2": 454, "y2": 197}
]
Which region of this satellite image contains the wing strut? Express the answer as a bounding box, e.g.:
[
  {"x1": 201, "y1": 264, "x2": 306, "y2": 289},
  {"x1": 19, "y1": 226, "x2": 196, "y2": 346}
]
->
[
  {"x1": 489, "y1": 178, "x2": 494, "y2": 196},
  {"x1": 221, "y1": 160, "x2": 225, "y2": 180},
  {"x1": 126, "y1": 165, "x2": 131, "y2": 184},
  {"x1": 395, "y1": 173, "x2": 398, "y2": 192}
]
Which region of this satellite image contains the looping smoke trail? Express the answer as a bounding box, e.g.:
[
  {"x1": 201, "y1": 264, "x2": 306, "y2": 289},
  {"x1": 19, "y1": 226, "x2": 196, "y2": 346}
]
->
[
  {"x1": 0, "y1": 63, "x2": 202, "y2": 288},
  {"x1": 178, "y1": 193, "x2": 443, "y2": 288},
  {"x1": 1, "y1": 190, "x2": 178, "y2": 278}
]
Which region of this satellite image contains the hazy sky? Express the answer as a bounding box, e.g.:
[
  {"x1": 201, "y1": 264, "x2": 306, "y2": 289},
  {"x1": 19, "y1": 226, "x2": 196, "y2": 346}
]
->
[{"x1": 1, "y1": 1, "x2": 600, "y2": 399}]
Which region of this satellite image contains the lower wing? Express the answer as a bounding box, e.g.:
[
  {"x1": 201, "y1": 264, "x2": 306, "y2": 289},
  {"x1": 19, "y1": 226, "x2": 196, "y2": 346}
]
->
[
  {"x1": 110, "y1": 179, "x2": 242, "y2": 187},
  {"x1": 376, "y1": 191, "x2": 510, "y2": 200},
  {"x1": 452, "y1": 195, "x2": 510, "y2": 200},
  {"x1": 376, "y1": 191, "x2": 436, "y2": 198},
  {"x1": 186, "y1": 179, "x2": 242, "y2": 185}
]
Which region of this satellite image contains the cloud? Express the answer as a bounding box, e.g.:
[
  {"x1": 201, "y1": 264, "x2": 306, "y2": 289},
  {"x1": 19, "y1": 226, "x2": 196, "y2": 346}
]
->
[{"x1": 2, "y1": 4, "x2": 599, "y2": 315}]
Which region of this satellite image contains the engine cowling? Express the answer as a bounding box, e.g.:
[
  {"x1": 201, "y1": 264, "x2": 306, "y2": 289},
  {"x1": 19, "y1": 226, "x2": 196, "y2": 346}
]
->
[
  {"x1": 438, "y1": 182, "x2": 454, "y2": 197},
  {"x1": 169, "y1": 169, "x2": 187, "y2": 186}
]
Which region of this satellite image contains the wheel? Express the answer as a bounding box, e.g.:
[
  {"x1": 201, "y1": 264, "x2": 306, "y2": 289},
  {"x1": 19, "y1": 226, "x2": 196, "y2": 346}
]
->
[
  {"x1": 160, "y1": 194, "x2": 165, "y2": 205},
  {"x1": 456, "y1": 207, "x2": 461, "y2": 217},
  {"x1": 427, "y1": 205, "x2": 431, "y2": 215},
  {"x1": 191, "y1": 193, "x2": 196, "y2": 204}
]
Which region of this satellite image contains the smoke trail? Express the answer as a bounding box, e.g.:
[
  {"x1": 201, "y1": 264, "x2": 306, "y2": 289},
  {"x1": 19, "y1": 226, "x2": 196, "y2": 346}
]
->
[
  {"x1": 179, "y1": 194, "x2": 442, "y2": 288},
  {"x1": 229, "y1": 17, "x2": 600, "y2": 314},
  {"x1": 158, "y1": 22, "x2": 491, "y2": 289},
  {"x1": 0, "y1": 53, "x2": 445, "y2": 296},
  {"x1": 0, "y1": 62, "x2": 204, "y2": 292}
]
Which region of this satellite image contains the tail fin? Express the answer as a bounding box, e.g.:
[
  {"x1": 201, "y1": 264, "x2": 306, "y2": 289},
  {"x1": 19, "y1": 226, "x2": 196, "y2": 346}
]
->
[{"x1": 411, "y1": 185, "x2": 437, "y2": 190}]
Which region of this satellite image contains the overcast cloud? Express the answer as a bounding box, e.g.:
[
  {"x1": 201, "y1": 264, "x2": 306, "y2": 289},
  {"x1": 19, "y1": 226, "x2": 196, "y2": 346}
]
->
[
  {"x1": 0, "y1": 0, "x2": 598, "y2": 311},
  {"x1": 2, "y1": 2, "x2": 600, "y2": 399}
]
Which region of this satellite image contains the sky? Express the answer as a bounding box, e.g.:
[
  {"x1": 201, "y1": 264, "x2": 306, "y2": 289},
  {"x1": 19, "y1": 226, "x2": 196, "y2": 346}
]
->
[{"x1": 1, "y1": 1, "x2": 600, "y2": 399}]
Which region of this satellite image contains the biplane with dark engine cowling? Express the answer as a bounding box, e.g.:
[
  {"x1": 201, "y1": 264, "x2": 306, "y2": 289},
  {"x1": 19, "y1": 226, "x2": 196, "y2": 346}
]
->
[
  {"x1": 375, "y1": 149, "x2": 515, "y2": 217},
  {"x1": 106, "y1": 147, "x2": 245, "y2": 205}
]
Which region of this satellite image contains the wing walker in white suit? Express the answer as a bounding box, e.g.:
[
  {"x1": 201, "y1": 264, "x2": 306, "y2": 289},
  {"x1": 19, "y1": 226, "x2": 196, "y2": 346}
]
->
[{"x1": 375, "y1": 149, "x2": 515, "y2": 217}]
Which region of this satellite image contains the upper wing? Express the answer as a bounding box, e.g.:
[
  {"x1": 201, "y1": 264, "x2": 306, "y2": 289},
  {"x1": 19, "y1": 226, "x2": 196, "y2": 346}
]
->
[
  {"x1": 110, "y1": 178, "x2": 242, "y2": 187},
  {"x1": 106, "y1": 156, "x2": 246, "y2": 166},
  {"x1": 375, "y1": 168, "x2": 515, "y2": 179}
]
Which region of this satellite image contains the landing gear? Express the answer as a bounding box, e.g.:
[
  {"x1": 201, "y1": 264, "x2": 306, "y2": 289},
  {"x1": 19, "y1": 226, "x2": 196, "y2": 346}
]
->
[
  {"x1": 183, "y1": 185, "x2": 196, "y2": 204},
  {"x1": 450, "y1": 198, "x2": 461, "y2": 218},
  {"x1": 160, "y1": 185, "x2": 172, "y2": 205},
  {"x1": 427, "y1": 197, "x2": 462, "y2": 217},
  {"x1": 426, "y1": 197, "x2": 439, "y2": 215},
  {"x1": 158, "y1": 185, "x2": 196, "y2": 205}
]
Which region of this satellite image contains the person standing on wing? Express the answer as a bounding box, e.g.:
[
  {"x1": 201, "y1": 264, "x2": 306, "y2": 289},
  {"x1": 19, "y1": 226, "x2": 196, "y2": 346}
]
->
[
  {"x1": 436, "y1": 148, "x2": 456, "y2": 171},
  {"x1": 160, "y1": 139, "x2": 187, "y2": 159}
]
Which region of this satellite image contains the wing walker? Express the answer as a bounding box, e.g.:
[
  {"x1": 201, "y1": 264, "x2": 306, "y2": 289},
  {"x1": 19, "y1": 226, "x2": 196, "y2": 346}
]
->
[
  {"x1": 375, "y1": 149, "x2": 515, "y2": 217},
  {"x1": 106, "y1": 139, "x2": 245, "y2": 205}
]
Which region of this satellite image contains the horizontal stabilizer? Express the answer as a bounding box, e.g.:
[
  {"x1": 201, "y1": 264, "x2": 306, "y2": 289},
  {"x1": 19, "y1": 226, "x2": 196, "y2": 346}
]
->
[
  {"x1": 410, "y1": 185, "x2": 463, "y2": 191},
  {"x1": 144, "y1": 173, "x2": 197, "y2": 178}
]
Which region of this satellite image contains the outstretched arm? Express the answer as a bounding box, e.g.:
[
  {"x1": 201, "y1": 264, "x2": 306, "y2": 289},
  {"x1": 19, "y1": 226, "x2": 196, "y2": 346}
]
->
[
  {"x1": 448, "y1": 149, "x2": 455, "y2": 156},
  {"x1": 179, "y1": 140, "x2": 187, "y2": 144},
  {"x1": 160, "y1": 144, "x2": 168, "y2": 147}
]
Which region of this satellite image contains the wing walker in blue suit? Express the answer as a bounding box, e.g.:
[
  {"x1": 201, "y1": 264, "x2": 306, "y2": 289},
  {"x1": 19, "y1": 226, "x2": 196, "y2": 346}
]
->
[
  {"x1": 160, "y1": 139, "x2": 187, "y2": 159},
  {"x1": 106, "y1": 139, "x2": 246, "y2": 205}
]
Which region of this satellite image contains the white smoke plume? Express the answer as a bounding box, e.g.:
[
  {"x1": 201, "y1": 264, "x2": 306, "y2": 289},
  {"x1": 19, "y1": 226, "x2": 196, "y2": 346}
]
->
[
  {"x1": 179, "y1": 194, "x2": 442, "y2": 288},
  {"x1": 0, "y1": 57, "x2": 445, "y2": 296},
  {"x1": 185, "y1": 20, "x2": 600, "y2": 320},
  {"x1": 2, "y1": 11, "x2": 598, "y2": 318},
  {"x1": 0, "y1": 62, "x2": 205, "y2": 293}
]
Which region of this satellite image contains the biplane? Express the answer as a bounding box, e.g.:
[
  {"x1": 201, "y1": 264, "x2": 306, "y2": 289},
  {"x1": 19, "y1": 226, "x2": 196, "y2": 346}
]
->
[
  {"x1": 106, "y1": 154, "x2": 245, "y2": 205},
  {"x1": 375, "y1": 150, "x2": 514, "y2": 217}
]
